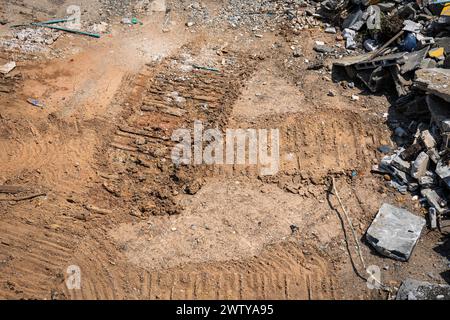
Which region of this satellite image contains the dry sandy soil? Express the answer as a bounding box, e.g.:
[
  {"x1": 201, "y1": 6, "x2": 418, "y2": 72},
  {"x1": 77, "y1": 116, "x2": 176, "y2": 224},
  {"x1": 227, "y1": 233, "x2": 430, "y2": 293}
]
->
[{"x1": 0, "y1": 0, "x2": 448, "y2": 300}]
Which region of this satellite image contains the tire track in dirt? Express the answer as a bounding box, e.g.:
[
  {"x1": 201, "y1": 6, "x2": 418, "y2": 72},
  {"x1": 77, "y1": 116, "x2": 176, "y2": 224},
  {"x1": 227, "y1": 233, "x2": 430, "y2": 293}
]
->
[
  {"x1": 201, "y1": 110, "x2": 386, "y2": 181},
  {"x1": 55, "y1": 51, "x2": 339, "y2": 300},
  {"x1": 0, "y1": 219, "x2": 78, "y2": 299},
  {"x1": 98, "y1": 49, "x2": 259, "y2": 215},
  {"x1": 0, "y1": 130, "x2": 99, "y2": 195},
  {"x1": 61, "y1": 241, "x2": 337, "y2": 300}
]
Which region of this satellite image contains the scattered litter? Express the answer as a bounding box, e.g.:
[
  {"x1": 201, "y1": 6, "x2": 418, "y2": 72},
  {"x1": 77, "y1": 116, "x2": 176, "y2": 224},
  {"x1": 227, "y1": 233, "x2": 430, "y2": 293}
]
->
[
  {"x1": 192, "y1": 64, "x2": 220, "y2": 72},
  {"x1": 122, "y1": 17, "x2": 142, "y2": 25},
  {"x1": 27, "y1": 98, "x2": 45, "y2": 108},
  {"x1": 325, "y1": 26, "x2": 336, "y2": 34}
]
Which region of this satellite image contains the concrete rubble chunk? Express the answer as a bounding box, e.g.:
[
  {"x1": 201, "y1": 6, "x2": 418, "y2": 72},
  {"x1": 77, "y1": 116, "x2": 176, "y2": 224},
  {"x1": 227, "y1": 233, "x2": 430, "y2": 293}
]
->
[
  {"x1": 396, "y1": 279, "x2": 450, "y2": 300},
  {"x1": 402, "y1": 20, "x2": 422, "y2": 33},
  {"x1": 342, "y1": 8, "x2": 363, "y2": 30},
  {"x1": 420, "y1": 130, "x2": 436, "y2": 150},
  {"x1": 401, "y1": 46, "x2": 429, "y2": 74},
  {"x1": 0, "y1": 61, "x2": 16, "y2": 74},
  {"x1": 366, "y1": 203, "x2": 425, "y2": 262},
  {"x1": 415, "y1": 68, "x2": 450, "y2": 103},
  {"x1": 411, "y1": 152, "x2": 429, "y2": 179},
  {"x1": 325, "y1": 27, "x2": 336, "y2": 34},
  {"x1": 418, "y1": 173, "x2": 436, "y2": 188},
  {"x1": 426, "y1": 148, "x2": 440, "y2": 164},
  {"x1": 342, "y1": 28, "x2": 357, "y2": 49},
  {"x1": 435, "y1": 160, "x2": 450, "y2": 189},
  {"x1": 380, "y1": 154, "x2": 413, "y2": 186},
  {"x1": 391, "y1": 153, "x2": 411, "y2": 173},
  {"x1": 313, "y1": 44, "x2": 334, "y2": 53},
  {"x1": 421, "y1": 188, "x2": 448, "y2": 214}
]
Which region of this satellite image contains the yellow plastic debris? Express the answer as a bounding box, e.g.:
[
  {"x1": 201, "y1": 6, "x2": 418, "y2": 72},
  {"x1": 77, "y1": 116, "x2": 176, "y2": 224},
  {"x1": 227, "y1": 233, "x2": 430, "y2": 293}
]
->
[
  {"x1": 429, "y1": 47, "x2": 445, "y2": 58},
  {"x1": 441, "y1": 3, "x2": 450, "y2": 16}
]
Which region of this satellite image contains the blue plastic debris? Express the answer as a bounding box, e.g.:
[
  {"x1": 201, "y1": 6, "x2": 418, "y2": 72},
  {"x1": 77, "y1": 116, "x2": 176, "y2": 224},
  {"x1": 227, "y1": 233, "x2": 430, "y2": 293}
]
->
[{"x1": 401, "y1": 32, "x2": 417, "y2": 52}]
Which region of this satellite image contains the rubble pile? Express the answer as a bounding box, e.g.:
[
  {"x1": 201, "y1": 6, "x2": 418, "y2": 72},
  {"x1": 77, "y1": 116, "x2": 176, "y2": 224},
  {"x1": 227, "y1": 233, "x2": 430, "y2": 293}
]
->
[
  {"x1": 218, "y1": 0, "x2": 323, "y2": 31},
  {"x1": 396, "y1": 278, "x2": 450, "y2": 299},
  {"x1": 330, "y1": 0, "x2": 449, "y2": 96},
  {"x1": 322, "y1": 1, "x2": 450, "y2": 229},
  {"x1": 0, "y1": 27, "x2": 60, "y2": 54},
  {"x1": 370, "y1": 69, "x2": 450, "y2": 229},
  {"x1": 168, "y1": 0, "x2": 325, "y2": 31}
]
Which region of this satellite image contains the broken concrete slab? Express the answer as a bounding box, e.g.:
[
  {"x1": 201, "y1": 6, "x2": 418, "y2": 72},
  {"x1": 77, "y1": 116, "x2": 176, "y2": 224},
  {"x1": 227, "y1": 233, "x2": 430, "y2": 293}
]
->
[
  {"x1": 342, "y1": 8, "x2": 364, "y2": 30},
  {"x1": 416, "y1": 34, "x2": 435, "y2": 48},
  {"x1": 355, "y1": 52, "x2": 407, "y2": 70},
  {"x1": 380, "y1": 154, "x2": 414, "y2": 185},
  {"x1": 366, "y1": 203, "x2": 426, "y2": 262},
  {"x1": 333, "y1": 53, "x2": 372, "y2": 67},
  {"x1": 396, "y1": 279, "x2": 450, "y2": 300},
  {"x1": 401, "y1": 46, "x2": 430, "y2": 74},
  {"x1": 415, "y1": 68, "x2": 450, "y2": 103}
]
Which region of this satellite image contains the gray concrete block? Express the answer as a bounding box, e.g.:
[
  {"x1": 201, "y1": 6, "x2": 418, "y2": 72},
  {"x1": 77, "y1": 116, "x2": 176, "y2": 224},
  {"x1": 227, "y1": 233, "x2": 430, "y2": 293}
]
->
[
  {"x1": 411, "y1": 151, "x2": 429, "y2": 179},
  {"x1": 420, "y1": 130, "x2": 437, "y2": 150},
  {"x1": 391, "y1": 154, "x2": 411, "y2": 173},
  {"x1": 366, "y1": 203, "x2": 425, "y2": 262},
  {"x1": 421, "y1": 188, "x2": 448, "y2": 214}
]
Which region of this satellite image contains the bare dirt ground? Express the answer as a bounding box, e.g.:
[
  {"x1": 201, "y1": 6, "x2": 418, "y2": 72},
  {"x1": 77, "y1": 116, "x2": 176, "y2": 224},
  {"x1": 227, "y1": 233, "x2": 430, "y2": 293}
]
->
[{"x1": 0, "y1": 0, "x2": 448, "y2": 300}]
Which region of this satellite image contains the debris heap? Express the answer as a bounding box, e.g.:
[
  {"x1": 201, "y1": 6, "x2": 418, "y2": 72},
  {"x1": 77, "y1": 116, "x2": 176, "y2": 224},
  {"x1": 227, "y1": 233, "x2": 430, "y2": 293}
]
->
[
  {"x1": 330, "y1": 0, "x2": 449, "y2": 96},
  {"x1": 372, "y1": 68, "x2": 450, "y2": 229},
  {"x1": 326, "y1": 1, "x2": 449, "y2": 229}
]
